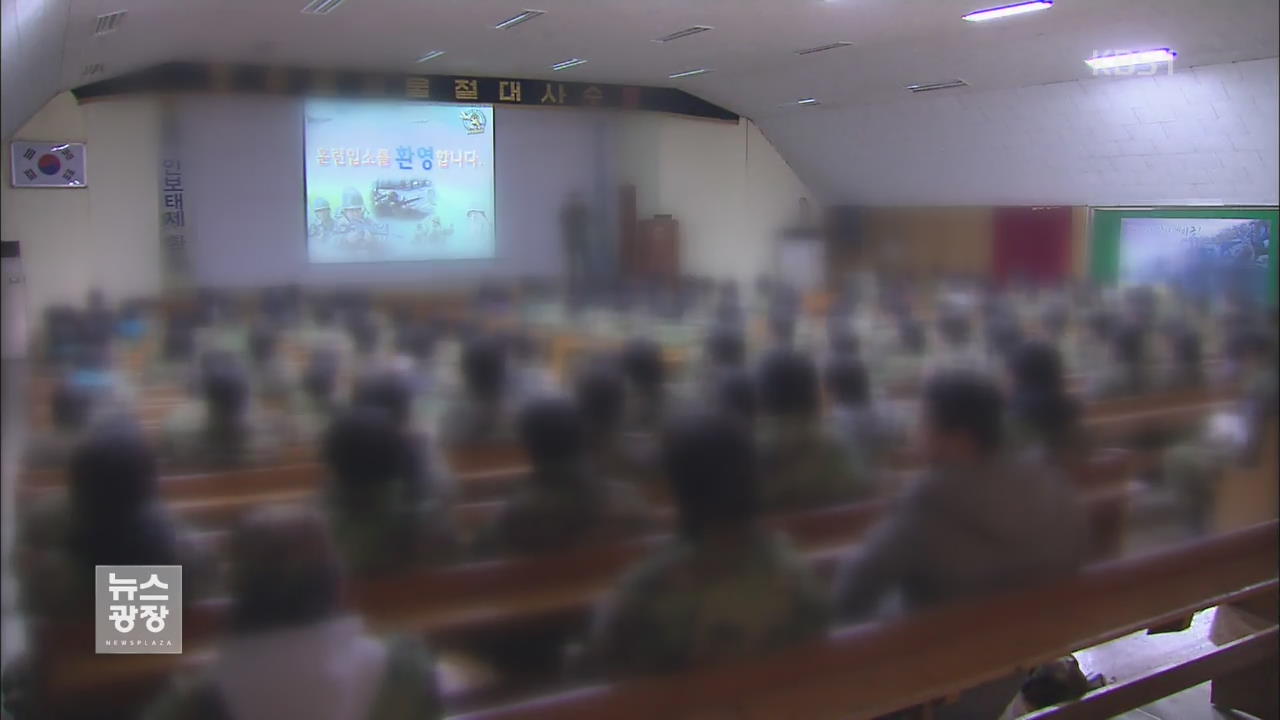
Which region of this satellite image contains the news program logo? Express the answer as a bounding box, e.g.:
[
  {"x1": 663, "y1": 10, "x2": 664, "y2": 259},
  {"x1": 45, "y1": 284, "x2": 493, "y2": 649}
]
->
[
  {"x1": 459, "y1": 109, "x2": 487, "y2": 135},
  {"x1": 95, "y1": 566, "x2": 183, "y2": 654}
]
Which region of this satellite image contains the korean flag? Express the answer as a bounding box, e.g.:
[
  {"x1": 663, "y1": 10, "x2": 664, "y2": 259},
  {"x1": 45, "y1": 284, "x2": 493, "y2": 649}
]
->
[{"x1": 10, "y1": 141, "x2": 88, "y2": 188}]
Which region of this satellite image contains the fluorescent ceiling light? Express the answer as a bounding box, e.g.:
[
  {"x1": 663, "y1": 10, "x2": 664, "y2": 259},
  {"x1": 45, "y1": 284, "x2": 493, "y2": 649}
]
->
[
  {"x1": 962, "y1": 1, "x2": 1052, "y2": 22},
  {"x1": 794, "y1": 98, "x2": 820, "y2": 106},
  {"x1": 494, "y1": 9, "x2": 545, "y2": 30},
  {"x1": 669, "y1": 68, "x2": 712, "y2": 79},
  {"x1": 415, "y1": 50, "x2": 446, "y2": 63},
  {"x1": 301, "y1": 0, "x2": 345, "y2": 14},
  {"x1": 550, "y1": 58, "x2": 587, "y2": 71},
  {"x1": 1085, "y1": 48, "x2": 1177, "y2": 70},
  {"x1": 654, "y1": 26, "x2": 713, "y2": 43},
  {"x1": 795, "y1": 41, "x2": 852, "y2": 56},
  {"x1": 905, "y1": 79, "x2": 969, "y2": 93}
]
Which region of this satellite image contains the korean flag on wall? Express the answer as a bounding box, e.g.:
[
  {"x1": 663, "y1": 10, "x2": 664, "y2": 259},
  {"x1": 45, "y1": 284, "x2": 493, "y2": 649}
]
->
[{"x1": 10, "y1": 141, "x2": 88, "y2": 188}]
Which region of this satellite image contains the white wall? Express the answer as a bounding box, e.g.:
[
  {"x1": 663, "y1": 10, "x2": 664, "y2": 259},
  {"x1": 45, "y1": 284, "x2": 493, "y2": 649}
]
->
[
  {"x1": 616, "y1": 115, "x2": 813, "y2": 284},
  {"x1": 762, "y1": 57, "x2": 1280, "y2": 206},
  {"x1": 1, "y1": 0, "x2": 71, "y2": 141},
  {"x1": 1, "y1": 93, "x2": 162, "y2": 319}
]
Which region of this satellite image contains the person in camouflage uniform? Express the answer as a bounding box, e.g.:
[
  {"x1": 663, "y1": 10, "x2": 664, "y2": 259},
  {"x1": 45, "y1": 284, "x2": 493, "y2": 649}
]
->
[
  {"x1": 436, "y1": 335, "x2": 520, "y2": 448},
  {"x1": 619, "y1": 338, "x2": 669, "y2": 435},
  {"x1": 756, "y1": 349, "x2": 873, "y2": 510},
  {"x1": 474, "y1": 397, "x2": 654, "y2": 556},
  {"x1": 24, "y1": 379, "x2": 94, "y2": 470},
  {"x1": 875, "y1": 316, "x2": 927, "y2": 394},
  {"x1": 144, "y1": 506, "x2": 443, "y2": 720},
  {"x1": 823, "y1": 357, "x2": 904, "y2": 473},
  {"x1": 1089, "y1": 323, "x2": 1150, "y2": 399},
  {"x1": 246, "y1": 321, "x2": 297, "y2": 413},
  {"x1": 161, "y1": 358, "x2": 285, "y2": 469},
  {"x1": 322, "y1": 407, "x2": 458, "y2": 576},
  {"x1": 1004, "y1": 341, "x2": 1087, "y2": 468},
  {"x1": 575, "y1": 365, "x2": 660, "y2": 488},
  {"x1": 12, "y1": 429, "x2": 220, "y2": 622},
  {"x1": 929, "y1": 311, "x2": 986, "y2": 377},
  {"x1": 588, "y1": 412, "x2": 830, "y2": 675}
]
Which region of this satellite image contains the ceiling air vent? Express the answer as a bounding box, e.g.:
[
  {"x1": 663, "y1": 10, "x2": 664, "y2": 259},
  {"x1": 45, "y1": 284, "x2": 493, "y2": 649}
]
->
[
  {"x1": 905, "y1": 79, "x2": 969, "y2": 93},
  {"x1": 81, "y1": 63, "x2": 106, "y2": 78},
  {"x1": 654, "y1": 26, "x2": 713, "y2": 43},
  {"x1": 301, "y1": 0, "x2": 346, "y2": 15},
  {"x1": 94, "y1": 11, "x2": 126, "y2": 35}
]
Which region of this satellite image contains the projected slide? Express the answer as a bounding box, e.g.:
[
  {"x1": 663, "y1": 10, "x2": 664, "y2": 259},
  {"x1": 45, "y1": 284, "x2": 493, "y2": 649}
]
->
[
  {"x1": 1120, "y1": 217, "x2": 1272, "y2": 301},
  {"x1": 304, "y1": 99, "x2": 495, "y2": 263}
]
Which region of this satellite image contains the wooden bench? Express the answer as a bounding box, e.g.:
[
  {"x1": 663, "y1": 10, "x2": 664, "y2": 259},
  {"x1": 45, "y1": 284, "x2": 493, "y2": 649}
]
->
[
  {"x1": 34, "y1": 487, "x2": 1135, "y2": 716},
  {"x1": 447, "y1": 520, "x2": 1278, "y2": 720}
]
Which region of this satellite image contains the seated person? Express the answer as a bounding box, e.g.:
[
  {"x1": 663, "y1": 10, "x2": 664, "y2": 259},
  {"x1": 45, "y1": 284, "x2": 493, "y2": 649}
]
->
[
  {"x1": 620, "y1": 338, "x2": 668, "y2": 434},
  {"x1": 162, "y1": 359, "x2": 282, "y2": 469},
  {"x1": 1005, "y1": 341, "x2": 1086, "y2": 467},
  {"x1": 507, "y1": 330, "x2": 558, "y2": 404},
  {"x1": 833, "y1": 372, "x2": 1084, "y2": 720},
  {"x1": 436, "y1": 335, "x2": 518, "y2": 447},
  {"x1": 715, "y1": 368, "x2": 758, "y2": 431},
  {"x1": 1158, "y1": 326, "x2": 1205, "y2": 391},
  {"x1": 347, "y1": 314, "x2": 386, "y2": 377},
  {"x1": 984, "y1": 317, "x2": 1024, "y2": 370},
  {"x1": 824, "y1": 358, "x2": 902, "y2": 471},
  {"x1": 66, "y1": 339, "x2": 136, "y2": 411},
  {"x1": 293, "y1": 347, "x2": 342, "y2": 443},
  {"x1": 475, "y1": 397, "x2": 653, "y2": 556},
  {"x1": 1076, "y1": 309, "x2": 1117, "y2": 380},
  {"x1": 299, "y1": 298, "x2": 354, "y2": 363},
  {"x1": 13, "y1": 429, "x2": 218, "y2": 620},
  {"x1": 755, "y1": 349, "x2": 872, "y2": 510},
  {"x1": 144, "y1": 506, "x2": 442, "y2": 720},
  {"x1": 148, "y1": 312, "x2": 198, "y2": 384},
  {"x1": 701, "y1": 325, "x2": 747, "y2": 390},
  {"x1": 576, "y1": 365, "x2": 657, "y2": 487},
  {"x1": 1090, "y1": 323, "x2": 1149, "y2": 399},
  {"x1": 588, "y1": 412, "x2": 829, "y2": 675},
  {"x1": 878, "y1": 317, "x2": 927, "y2": 392},
  {"x1": 322, "y1": 408, "x2": 457, "y2": 576},
  {"x1": 930, "y1": 311, "x2": 985, "y2": 375},
  {"x1": 25, "y1": 380, "x2": 94, "y2": 469},
  {"x1": 351, "y1": 370, "x2": 456, "y2": 503},
  {"x1": 247, "y1": 321, "x2": 296, "y2": 411}
]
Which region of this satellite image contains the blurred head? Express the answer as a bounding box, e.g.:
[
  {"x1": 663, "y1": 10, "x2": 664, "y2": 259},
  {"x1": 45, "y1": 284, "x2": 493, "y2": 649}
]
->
[
  {"x1": 462, "y1": 335, "x2": 508, "y2": 400},
  {"x1": 519, "y1": 397, "x2": 585, "y2": 471},
  {"x1": 768, "y1": 309, "x2": 797, "y2": 348},
  {"x1": 203, "y1": 363, "x2": 249, "y2": 424},
  {"x1": 757, "y1": 349, "x2": 820, "y2": 418},
  {"x1": 396, "y1": 323, "x2": 437, "y2": 363},
  {"x1": 1110, "y1": 324, "x2": 1147, "y2": 368},
  {"x1": 923, "y1": 372, "x2": 1004, "y2": 465},
  {"x1": 705, "y1": 326, "x2": 746, "y2": 369},
  {"x1": 621, "y1": 338, "x2": 665, "y2": 396},
  {"x1": 352, "y1": 370, "x2": 414, "y2": 428},
  {"x1": 248, "y1": 322, "x2": 278, "y2": 366},
  {"x1": 229, "y1": 506, "x2": 342, "y2": 634},
  {"x1": 323, "y1": 407, "x2": 409, "y2": 497},
  {"x1": 825, "y1": 357, "x2": 870, "y2": 408},
  {"x1": 347, "y1": 316, "x2": 379, "y2": 357},
  {"x1": 1087, "y1": 310, "x2": 1116, "y2": 342},
  {"x1": 715, "y1": 369, "x2": 757, "y2": 424},
  {"x1": 575, "y1": 365, "x2": 625, "y2": 435},
  {"x1": 70, "y1": 428, "x2": 158, "y2": 516},
  {"x1": 897, "y1": 318, "x2": 926, "y2": 355},
  {"x1": 938, "y1": 313, "x2": 972, "y2": 347},
  {"x1": 51, "y1": 380, "x2": 94, "y2": 432},
  {"x1": 1009, "y1": 340, "x2": 1065, "y2": 397},
  {"x1": 828, "y1": 327, "x2": 860, "y2": 358},
  {"x1": 1041, "y1": 304, "x2": 1070, "y2": 339},
  {"x1": 1172, "y1": 329, "x2": 1202, "y2": 370},
  {"x1": 663, "y1": 412, "x2": 758, "y2": 541},
  {"x1": 302, "y1": 348, "x2": 340, "y2": 406}
]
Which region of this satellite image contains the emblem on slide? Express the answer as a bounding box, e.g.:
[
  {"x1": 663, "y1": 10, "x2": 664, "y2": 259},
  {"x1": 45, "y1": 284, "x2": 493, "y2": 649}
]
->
[{"x1": 459, "y1": 109, "x2": 487, "y2": 135}]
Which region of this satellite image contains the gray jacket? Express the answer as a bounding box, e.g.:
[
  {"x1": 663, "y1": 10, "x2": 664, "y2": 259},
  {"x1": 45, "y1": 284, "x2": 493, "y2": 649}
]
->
[{"x1": 834, "y1": 455, "x2": 1086, "y2": 621}]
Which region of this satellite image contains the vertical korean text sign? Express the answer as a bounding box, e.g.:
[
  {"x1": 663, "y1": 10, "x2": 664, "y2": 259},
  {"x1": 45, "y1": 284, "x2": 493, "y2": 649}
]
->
[
  {"x1": 95, "y1": 566, "x2": 183, "y2": 654},
  {"x1": 10, "y1": 141, "x2": 87, "y2": 188}
]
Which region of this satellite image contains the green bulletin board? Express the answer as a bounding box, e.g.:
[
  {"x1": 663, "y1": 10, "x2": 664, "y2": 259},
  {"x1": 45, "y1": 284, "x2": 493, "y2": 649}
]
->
[{"x1": 1090, "y1": 206, "x2": 1279, "y2": 306}]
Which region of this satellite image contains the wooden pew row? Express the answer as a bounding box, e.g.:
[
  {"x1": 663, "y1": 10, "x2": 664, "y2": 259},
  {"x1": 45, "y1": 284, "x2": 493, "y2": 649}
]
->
[
  {"x1": 37, "y1": 486, "x2": 1135, "y2": 716},
  {"x1": 447, "y1": 521, "x2": 1278, "y2": 720}
]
